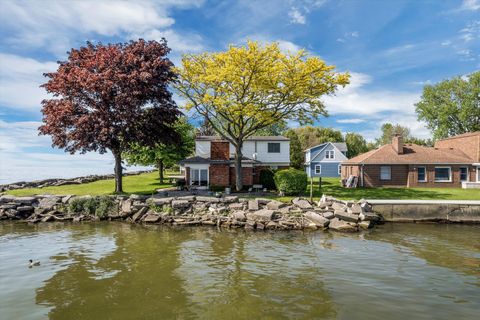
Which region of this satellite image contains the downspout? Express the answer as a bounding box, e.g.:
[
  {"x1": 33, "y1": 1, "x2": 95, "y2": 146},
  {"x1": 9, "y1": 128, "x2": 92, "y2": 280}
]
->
[{"x1": 361, "y1": 164, "x2": 364, "y2": 187}]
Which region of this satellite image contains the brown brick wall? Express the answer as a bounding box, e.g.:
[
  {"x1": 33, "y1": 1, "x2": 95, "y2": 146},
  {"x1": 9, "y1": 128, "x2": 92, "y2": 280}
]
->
[
  {"x1": 209, "y1": 164, "x2": 230, "y2": 186},
  {"x1": 210, "y1": 141, "x2": 230, "y2": 160},
  {"x1": 341, "y1": 165, "x2": 360, "y2": 180},
  {"x1": 435, "y1": 135, "x2": 480, "y2": 162},
  {"x1": 363, "y1": 164, "x2": 409, "y2": 187},
  {"x1": 229, "y1": 167, "x2": 254, "y2": 186}
]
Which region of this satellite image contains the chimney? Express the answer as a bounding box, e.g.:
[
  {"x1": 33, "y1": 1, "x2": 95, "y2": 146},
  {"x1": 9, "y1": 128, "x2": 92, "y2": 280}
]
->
[
  {"x1": 210, "y1": 140, "x2": 230, "y2": 160},
  {"x1": 392, "y1": 134, "x2": 404, "y2": 154}
]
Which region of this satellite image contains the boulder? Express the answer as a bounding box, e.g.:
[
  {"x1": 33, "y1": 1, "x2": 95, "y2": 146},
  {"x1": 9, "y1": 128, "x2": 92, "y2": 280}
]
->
[
  {"x1": 171, "y1": 200, "x2": 190, "y2": 209},
  {"x1": 248, "y1": 200, "x2": 259, "y2": 211},
  {"x1": 331, "y1": 202, "x2": 346, "y2": 211},
  {"x1": 151, "y1": 197, "x2": 174, "y2": 205},
  {"x1": 15, "y1": 197, "x2": 37, "y2": 205},
  {"x1": 359, "y1": 220, "x2": 373, "y2": 229},
  {"x1": 348, "y1": 203, "x2": 362, "y2": 215},
  {"x1": 292, "y1": 198, "x2": 313, "y2": 209},
  {"x1": 328, "y1": 218, "x2": 358, "y2": 232},
  {"x1": 266, "y1": 200, "x2": 285, "y2": 210},
  {"x1": 245, "y1": 220, "x2": 256, "y2": 230},
  {"x1": 196, "y1": 196, "x2": 220, "y2": 203},
  {"x1": 222, "y1": 196, "x2": 239, "y2": 203},
  {"x1": 0, "y1": 195, "x2": 16, "y2": 203},
  {"x1": 256, "y1": 222, "x2": 265, "y2": 230},
  {"x1": 143, "y1": 213, "x2": 161, "y2": 223},
  {"x1": 61, "y1": 195, "x2": 73, "y2": 204},
  {"x1": 321, "y1": 211, "x2": 335, "y2": 219},
  {"x1": 359, "y1": 212, "x2": 381, "y2": 222},
  {"x1": 265, "y1": 221, "x2": 278, "y2": 230},
  {"x1": 246, "y1": 209, "x2": 275, "y2": 222},
  {"x1": 231, "y1": 211, "x2": 247, "y2": 221},
  {"x1": 121, "y1": 200, "x2": 133, "y2": 214},
  {"x1": 132, "y1": 207, "x2": 148, "y2": 222},
  {"x1": 16, "y1": 206, "x2": 34, "y2": 213},
  {"x1": 176, "y1": 195, "x2": 196, "y2": 202},
  {"x1": 334, "y1": 210, "x2": 358, "y2": 223},
  {"x1": 256, "y1": 198, "x2": 271, "y2": 205},
  {"x1": 304, "y1": 211, "x2": 330, "y2": 227},
  {"x1": 229, "y1": 203, "x2": 244, "y2": 211}
]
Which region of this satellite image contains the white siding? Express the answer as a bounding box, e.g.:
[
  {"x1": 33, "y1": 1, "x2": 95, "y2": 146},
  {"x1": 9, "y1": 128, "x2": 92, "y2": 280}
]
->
[
  {"x1": 305, "y1": 151, "x2": 311, "y2": 163},
  {"x1": 195, "y1": 141, "x2": 211, "y2": 158}
]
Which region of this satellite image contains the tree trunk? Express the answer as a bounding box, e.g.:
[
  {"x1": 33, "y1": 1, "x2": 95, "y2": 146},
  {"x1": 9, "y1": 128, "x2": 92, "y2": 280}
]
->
[
  {"x1": 113, "y1": 151, "x2": 123, "y2": 193},
  {"x1": 158, "y1": 159, "x2": 164, "y2": 184},
  {"x1": 235, "y1": 143, "x2": 243, "y2": 191}
]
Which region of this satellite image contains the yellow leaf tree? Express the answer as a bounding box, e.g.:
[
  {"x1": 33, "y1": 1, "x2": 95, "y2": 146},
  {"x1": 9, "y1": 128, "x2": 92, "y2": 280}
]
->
[{"x1": 175, "y1": 41, "x2": 350, "y2": 191}]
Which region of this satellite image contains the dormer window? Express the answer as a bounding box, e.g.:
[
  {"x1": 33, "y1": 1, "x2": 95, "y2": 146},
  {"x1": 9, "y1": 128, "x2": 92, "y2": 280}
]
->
[{"x1": 325, "y1": 150, "x2": 335, "y2": 159}]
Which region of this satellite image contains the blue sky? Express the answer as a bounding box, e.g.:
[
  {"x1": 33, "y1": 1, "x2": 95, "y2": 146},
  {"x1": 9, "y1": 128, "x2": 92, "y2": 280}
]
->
[{"x1": 0, "y1": 0, "x2": 479, "y2": 183}]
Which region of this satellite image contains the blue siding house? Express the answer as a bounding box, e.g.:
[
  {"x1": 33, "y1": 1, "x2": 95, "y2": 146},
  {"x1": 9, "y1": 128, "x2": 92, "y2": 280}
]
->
[{"x1": 304, "y1": 142, "x2": 348, "y2": 177}]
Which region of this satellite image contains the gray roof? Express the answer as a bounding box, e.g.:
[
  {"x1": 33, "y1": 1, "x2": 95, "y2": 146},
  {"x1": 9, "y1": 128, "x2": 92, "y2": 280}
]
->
[
  {"x1": 196, "y1": 135, "x2": 289, "y2": 141},
  {"x1": 305, "y1": 142, "x2": 347, "y2": 152}
]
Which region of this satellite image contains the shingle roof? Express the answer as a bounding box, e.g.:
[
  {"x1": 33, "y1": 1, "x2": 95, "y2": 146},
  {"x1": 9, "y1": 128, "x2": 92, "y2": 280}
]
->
[
  {"x1": 305, "y1": 142, "x2": 347, "y2": 152},
  {"x1": 343, "y1": 143, "x2": 475, "y2": 165},
  {"x1": 196, "y1": 135, "x2": 289, "y2": 141},
  {"x1": 179, "y1": 156, "x2": 259, "y2": 165},
  {"x1": 437, "y1": 131, "x2": 480, "y2": 141}
]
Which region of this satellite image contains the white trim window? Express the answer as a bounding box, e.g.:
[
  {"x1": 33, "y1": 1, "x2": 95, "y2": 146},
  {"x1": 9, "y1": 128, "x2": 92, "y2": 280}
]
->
[
  {"x1": 459, "y1": 167, "x2": 468, "y2": 182},
  {"x1": 267, "y1": 143, "x2": 281, "y2": 153},
  {"x1": 417, "y1": 166, "x2": 427, "y2": 182},
  {"x1": 191, "y1": 168, "x2": 208, "y2": 186},
  {"x1": 434, "y1": 166, "x2": 452, "y2": 182},
  {"x1": 325, "y1": 150, "x2": 335, "y2": 159},
  {"x1": 338, "y1": 164, "x2": 342, "y2": 175},
  {"x1": 380, "y1": 166, "x2": 391, "y2": 181},
  {"x1": 315, "y1": 165, "x2": 321, "y2": 175}
]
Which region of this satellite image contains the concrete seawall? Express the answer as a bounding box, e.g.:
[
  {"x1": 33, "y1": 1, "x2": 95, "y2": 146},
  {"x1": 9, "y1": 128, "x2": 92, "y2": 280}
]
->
[{"x1": 369, "y1": 200, "x2": 480, "y2": 223}]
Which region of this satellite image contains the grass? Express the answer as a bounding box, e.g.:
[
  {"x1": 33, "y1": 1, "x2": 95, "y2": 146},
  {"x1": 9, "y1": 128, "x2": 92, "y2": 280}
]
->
[
  {"x1": 6, "y1": 172, "x2": 174, "y2": 196},
  {"x1": 265, "y1": 177, "x2": 480, "y2": 201}
]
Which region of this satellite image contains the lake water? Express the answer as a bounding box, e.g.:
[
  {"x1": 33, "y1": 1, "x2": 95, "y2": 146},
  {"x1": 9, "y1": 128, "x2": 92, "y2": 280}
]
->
[{"x1": 0, "y1": 222, "x2": 478, "y2": 320}]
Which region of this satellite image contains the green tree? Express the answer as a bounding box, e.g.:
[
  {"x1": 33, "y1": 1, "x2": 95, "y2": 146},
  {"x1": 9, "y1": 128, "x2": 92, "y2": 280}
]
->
[
  {"x1": 175, "y1": 41, "x2": 349, "y2": 190},
  {"x1": 405, "y1": 137, "x2": 433, "y2": 147},
  {"x1": 290, "y1": 126, "x2": 344, "y2": 151},
  {"x1": 124, "y1": 117, "x2": 195, "y2": 183},
  {"x1": 375, "y1": 123, "x2": 411, "y2": 146},
  {"x1": 345, "y1": 132, "x2": 368, "y2": 158},
  {"x1": 415, "y1": 71, "x2": 480, "y2": 139},
  {"x1": 255, "y1": 120, "x2": 288, "y2": 136},
  {"x1": 284, "y1": 129, "x2": 303, "y2": 169}
]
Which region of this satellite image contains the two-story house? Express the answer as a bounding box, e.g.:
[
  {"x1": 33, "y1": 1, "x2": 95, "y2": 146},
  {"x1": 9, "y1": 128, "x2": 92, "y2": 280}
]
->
[
  {"x1": 180, "y1": 136, "x2": 290, "y2": 188},
  {"x1": 304, "y1": 142, "x2": 348, "y2": 178}
]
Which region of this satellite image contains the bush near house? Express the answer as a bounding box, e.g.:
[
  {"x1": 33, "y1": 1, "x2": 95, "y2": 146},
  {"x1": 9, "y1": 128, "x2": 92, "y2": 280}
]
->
[
  {"x1": 260, "y1": 168, "x2": 277, "y2": 190},
  {"x1": 274, "y1": 169, "x2": 308, "y2": 195}
]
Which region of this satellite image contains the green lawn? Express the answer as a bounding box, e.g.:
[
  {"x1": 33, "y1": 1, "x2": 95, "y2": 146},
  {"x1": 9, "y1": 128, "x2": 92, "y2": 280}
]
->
[
  {"x1": 6, "y1": 172, "x2": 174, "y2": 196},
  {"x1": 269, "y1": 177, "x2": 480, "y2": 202}
]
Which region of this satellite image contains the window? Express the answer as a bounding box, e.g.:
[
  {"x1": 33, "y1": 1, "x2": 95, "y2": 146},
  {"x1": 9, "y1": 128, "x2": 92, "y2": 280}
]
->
[
  {"x1": 325, "y1": 150, "x2": 335, "y2": 159},
  {"x1": 417, "y1": 166, "x2": 426, "y2": 182},
  {"x1": 477, "y1": 167, "x2": 480, "y2": 182},
  {"x1": 315, "y1": 165, "x2": 321, "y2": 174},
  {"x1": 268, "y1": 143, "x2": 280, "y2": 153},
  {"x1": 459, "y1": 167, "x2": 468, "y2": 182},
  {"x1": 338, "y1": 165, "x2": 342, "y2": 175},
  {"x1": 191, "y1": 169, "x2": 208, "y2": 186},
  {"x1": 434, "y1": 167, "x2": 451, "y2": 182},
  {"x1": 380, "y1": 166, "x2": 391, "y2": 180}
]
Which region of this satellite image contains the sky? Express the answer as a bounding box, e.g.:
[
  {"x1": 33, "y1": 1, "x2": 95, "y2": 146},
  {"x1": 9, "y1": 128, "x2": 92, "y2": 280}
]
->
[{"x1": 0, "y1": 0, "x2": 479, "y2": 183}]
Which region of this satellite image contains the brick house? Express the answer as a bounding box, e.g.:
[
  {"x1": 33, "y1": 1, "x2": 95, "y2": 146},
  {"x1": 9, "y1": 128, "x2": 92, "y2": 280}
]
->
[
  {"x1": 180, "y1": 136, "x2": 290, "y2": 189},
  {"x1": 341, "y1": 132, "x2": 480, "y2": 188}
]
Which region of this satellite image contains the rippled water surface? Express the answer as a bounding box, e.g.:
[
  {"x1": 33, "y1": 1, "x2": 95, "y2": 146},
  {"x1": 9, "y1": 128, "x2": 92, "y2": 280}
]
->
[{"x1": 0, "y1": 222, "x2": 479, "y2": 320}]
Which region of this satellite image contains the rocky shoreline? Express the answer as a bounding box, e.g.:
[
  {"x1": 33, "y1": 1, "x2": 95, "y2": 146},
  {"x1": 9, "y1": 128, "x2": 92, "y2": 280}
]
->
[
  {"x1": 0, "y1": 194, "x2": 383, "y2": 232},
  {"x1": 0, "y1": 170, "x2": 154, "y2": 192}
]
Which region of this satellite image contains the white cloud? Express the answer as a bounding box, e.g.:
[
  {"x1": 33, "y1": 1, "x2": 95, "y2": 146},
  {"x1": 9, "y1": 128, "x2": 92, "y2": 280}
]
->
[
  {"x1": 135, "y1": 29, "x2": 205, "y2": 53},
  {"x1": 337, "y1": 31, "x2": 359, "y2": 43},
  {"x1": 289, "y1": 7, "x2": 306, "y2": 24},
  {"x1": 460, "y1": 0, "x2": 480, "y2": 11},
  {"x1": 336, "y1": 118, "x2": 365, "y2": 124},
  {"x1": 0, "y1": 54, "x2": 57, "y2": 111},
  {"x1": 0, "y1": 0, "x2": 205, "y2": 56}
]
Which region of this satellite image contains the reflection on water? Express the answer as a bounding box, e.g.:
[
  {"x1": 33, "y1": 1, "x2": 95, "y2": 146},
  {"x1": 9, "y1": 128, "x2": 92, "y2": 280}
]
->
[{"x1": 0, "y1": 222, "x2": 479, "y2": 320}]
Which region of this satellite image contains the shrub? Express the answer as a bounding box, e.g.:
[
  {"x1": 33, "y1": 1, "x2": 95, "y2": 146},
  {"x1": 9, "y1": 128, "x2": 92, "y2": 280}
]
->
[
  {"x1": 259, "y1": 168, "x2": 276, "y2": 190},
  {"x1": 274, "y1": 169, "x2": 307, "y2": 195},
  {"x1": 95, "y1": 196, "x2": 117, "y2": 218}
]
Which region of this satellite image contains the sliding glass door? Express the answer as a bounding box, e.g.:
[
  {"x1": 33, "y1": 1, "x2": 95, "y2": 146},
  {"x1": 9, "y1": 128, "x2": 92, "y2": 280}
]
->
[{"x1": 191, "y1": 169, "x2": 208, "y2": 187}]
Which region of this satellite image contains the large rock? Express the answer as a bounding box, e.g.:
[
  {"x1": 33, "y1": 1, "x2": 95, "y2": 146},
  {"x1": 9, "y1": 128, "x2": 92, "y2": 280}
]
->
[
  {"x1": 16, "y1": 206, "x2": 34, "y2": 213},
  {"x1": 231, "y1": 211, "x2": 246, "y2": 221},
  {"x1": 176, "y1": 195, "x2": 196, "y2": 202},
  {"x1": 151, "y1": 197, "x2": 174, "y2": 205},
  {"x1": 15, "y1": 197, "x2": 37, "y2": 205},
  {"x1": 246, "y1": 209, "x2": 275, "y2": 222},
  {"x1": 171, "y1": 200, "x2": 190, "y2": 209},
  {"x1": 331, "y1": 202, "x2": 346, "y2": 211},
  {"x1": 334, "y1": 210, "x2": 359, "y2": 223},
  {"x1": 143, "y1": 213, "x2": 161, "y2": 223},
  {"x1": 304, "y1": 211, "x2": 330, "y2": 227},
  {"x1": 292, "y1": 198, "x2": 313, "y2": 209},
  {"x1": 0, "y1": 195, "x2": 16, "y2": 203},
  {"x1": 196, "y1": 196, "x2": 220, "y2": 203},
  {"x1": 121, "y1": 199, "x2": 133, "y2": 214},
  {"x1": 248, "y1": 200, "x2": 259, "y2": 211},
  {"x1": 266, "y1": 200, "x2": 285, "y2": 210},
  {"x1": 132, "y1": 207, "x2": 148, "y2": 222},
  {"x1": 322, "y1": 211, "x2": 335, "y2": 219},
  {"x1": 359, "y1": 220, "x2": 373, "y2": 229},
  {"x1": 229, "y1": 203, "x2": 244, "y2": 211},
  {"x1": 328, "y1": 218, "x2": 358, "y2": 232},
  {"x1": 359, "y1": 212, "x2": 381, "y2": 222},
  {"x1": 38, "y1": 196, "x2": 61, "y2": 209},
  {"x1": 222, "y1": 196, "x2": 239, "y2": 203},
  {"x1": 348, "y1": 203, "x2": 363, "y2": 215}
]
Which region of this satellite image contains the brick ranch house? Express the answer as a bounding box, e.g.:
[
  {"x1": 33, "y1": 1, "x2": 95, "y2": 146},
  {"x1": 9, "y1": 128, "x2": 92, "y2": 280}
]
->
[
  {"x1": 180, "y1": 136, "x2": 290, "y2": 189},
  {"x1": 341, "y1": 132, "x2": 480, "y2": 188}
]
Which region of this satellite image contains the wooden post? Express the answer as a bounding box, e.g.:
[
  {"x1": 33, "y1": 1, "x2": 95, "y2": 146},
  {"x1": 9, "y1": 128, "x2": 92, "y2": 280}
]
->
[
  {"x1": 318, "y1": 177, "x2": 322, "y2": 189},
  {"x1": 309, "y1": 177, "x2": 313, "y2": 203}
]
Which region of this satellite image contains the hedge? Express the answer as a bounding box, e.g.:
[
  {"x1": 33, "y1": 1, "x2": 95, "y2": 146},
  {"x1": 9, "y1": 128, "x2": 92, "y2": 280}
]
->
[{"x1": 273, "y1": 169, "x2": 307, "y2": 195}]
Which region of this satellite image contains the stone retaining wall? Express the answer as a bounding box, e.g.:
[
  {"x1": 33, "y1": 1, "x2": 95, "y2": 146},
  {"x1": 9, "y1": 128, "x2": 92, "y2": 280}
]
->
[
  {"x1": 0, "y1": 170, "x2": 154, "y2": 192},
  {"x1": 0, "y1": 194, "x2": 382, "y2": 232}
]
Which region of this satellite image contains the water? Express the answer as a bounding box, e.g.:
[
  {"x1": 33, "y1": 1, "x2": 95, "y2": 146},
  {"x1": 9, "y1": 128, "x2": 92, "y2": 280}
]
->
[{"x1": 0, "y1": 222, "x2": 478, "y2": 320}]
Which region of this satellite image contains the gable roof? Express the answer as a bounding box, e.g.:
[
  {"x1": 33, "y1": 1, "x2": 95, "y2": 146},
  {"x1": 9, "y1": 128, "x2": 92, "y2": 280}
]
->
[
  {"x1": 343, "y1": 143, "x2": 475, "y2": 165},
  {"x1": 306, "y1": 142, "x2": 349, "y2": 164},
  {"x1": 305, "y1": 142, "x2": 347, "y2": 152},
  {"x1": 436, "y1": 131, "x2": 480, "y2": 141},
  {"x1": 196, "y1": 135, "x2": 289, "y2": 141}
]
